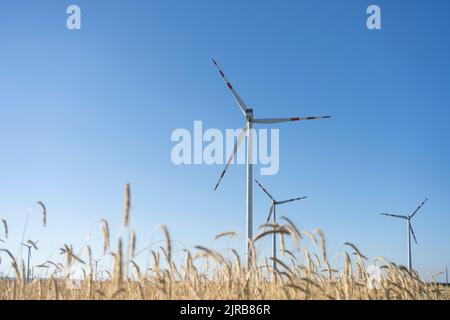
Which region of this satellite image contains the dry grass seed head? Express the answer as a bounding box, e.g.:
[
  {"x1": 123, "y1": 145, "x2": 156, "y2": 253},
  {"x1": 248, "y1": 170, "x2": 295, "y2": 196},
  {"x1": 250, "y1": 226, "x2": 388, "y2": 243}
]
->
[
  {"x1": 123, "y1": 183, "x2": 131, "y2": 227},
  {"x1": 99, "y1": 219, "x2": 110, "y2": 254},
  {"x1": 37, "y1": 201, "x2": 47, "y2": 227},
  {"x1": 214, "y1": 231, "x2": 238, "y2": 241},
  {"x1": 1, "y1": 219, "x2": 7, "y2": 239}
]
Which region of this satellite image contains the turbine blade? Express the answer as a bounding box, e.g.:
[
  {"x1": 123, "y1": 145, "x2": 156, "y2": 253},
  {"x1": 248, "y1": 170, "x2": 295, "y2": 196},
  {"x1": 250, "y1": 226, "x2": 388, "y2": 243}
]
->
[
  {"x1": 266, "y1": 204, "x2": 274, "y2": 223},
  {"x1": 410, "y1": 224, "x2": 418, "y2": 244},
  {"x1": 27, "y1": 239, "x2": 38, "y2": 250},
  {"x1": 254, "y1": 179, "x2": 275, "y2": 201},
  {"x1": 380, "y1": 213, "x2": 408, "y2": 219},
  {"x1": 410, "y1": 198, "x2": 428, "y2": 219},
  {"x1": 212, "y1": 59, "x2": 247, "y2": 116},
  {"x1": 253, "y1": 116, "x2": 331, "y2": 124},
  {"x1": 20, "y1": 242, "x2": 31, "y2": 248},
  {"x1": 277, "y1": 196, "x2": 307, "y2": 205},
  {"x1": 214, "y1": 124, "x2": 248, "y2": 191}
]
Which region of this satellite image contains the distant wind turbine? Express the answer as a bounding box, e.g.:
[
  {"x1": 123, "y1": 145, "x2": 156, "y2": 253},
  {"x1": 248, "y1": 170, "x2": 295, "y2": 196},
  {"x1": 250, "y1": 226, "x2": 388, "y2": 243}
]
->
[
  {"x1": 93, "y1": 258, "x2": 102, "y2": 281},
  {"x1": 446, "y1": 266, "x2": 448, "y2": 285},
  {"x1": 212, "y1": 59, "x2": 331, "y2": 267},
  {"x1": 255, "y1": 179, "x2": 306, "y2": 271},
  {"x1": 20, "y1": 240, "x2": 39, "y2": 282},
  {"x1": 380, "y1": 198, "x2": 428, "y2": 271}
]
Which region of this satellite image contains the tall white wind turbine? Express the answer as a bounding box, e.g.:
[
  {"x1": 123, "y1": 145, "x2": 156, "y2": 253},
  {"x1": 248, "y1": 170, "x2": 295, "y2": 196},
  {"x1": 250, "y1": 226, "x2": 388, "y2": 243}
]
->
[
  {"x1": 380, "y1": 198, "x2": 428, "y2": 271},
  {"x1": 255, "y1": 179, "x2": 306, "y2": 271},
  {"x1": 212, "y1": 59, "x2": 331, "y2": 267}
]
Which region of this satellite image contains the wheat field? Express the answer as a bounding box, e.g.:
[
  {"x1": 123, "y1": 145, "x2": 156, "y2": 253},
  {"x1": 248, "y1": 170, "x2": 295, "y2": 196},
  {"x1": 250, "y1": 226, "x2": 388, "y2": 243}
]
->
[{"x1": 0, "y1": 184, "x2": 448, "y2": 300}]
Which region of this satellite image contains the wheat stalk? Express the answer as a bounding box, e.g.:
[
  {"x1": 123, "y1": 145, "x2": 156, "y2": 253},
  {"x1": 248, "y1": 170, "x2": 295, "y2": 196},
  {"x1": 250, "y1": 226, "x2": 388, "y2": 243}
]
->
[
  {"x1": 37, "y1": 201, "x2": 47, "y2": 227},
  {"x1": 214, "y1": 231, "x2": 237, "y2": 241},
  {"x1": 113, "y1": 238, "x2": 123, "y2": 290},
  {"x1": 160, "y1": 225, "x2": 172, "y2": 265},
  {"x1": 99, "y1": 219, "x2": 110, "y2": 254},
  {"x1": 1, "y1": 219, "x2": 7, "y2": 239},
  {"x1": 130, "y1": 230, "x2": 137, "y2": 259},
  {"x1": 123, "y1": 183, "x2": 131, "y2": 227}
]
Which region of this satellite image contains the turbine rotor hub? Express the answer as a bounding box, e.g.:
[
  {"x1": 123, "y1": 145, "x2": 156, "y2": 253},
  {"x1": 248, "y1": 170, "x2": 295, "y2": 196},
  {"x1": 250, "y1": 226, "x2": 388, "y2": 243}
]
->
[{"x1": 246, "y1": 108, "x2": 254, "y2": 122}]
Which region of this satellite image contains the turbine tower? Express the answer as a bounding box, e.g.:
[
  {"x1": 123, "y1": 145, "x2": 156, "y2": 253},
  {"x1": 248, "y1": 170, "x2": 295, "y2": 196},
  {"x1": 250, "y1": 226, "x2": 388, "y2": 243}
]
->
[
  {"x1": 212, "y1": 59, "x2": 331, "y2": 267},
  {"x1": 380, "y1": 198, "x2": 428, "y2": 271},
  {"x1": 445, "y1": 267, "x2": 448, "y2": 286},
  {"x1": 446, "y1": 267, "x2": 448, "y2": 285},
  {"x1": 255, "y1": 179, "x2": 306, "y2": 271}
]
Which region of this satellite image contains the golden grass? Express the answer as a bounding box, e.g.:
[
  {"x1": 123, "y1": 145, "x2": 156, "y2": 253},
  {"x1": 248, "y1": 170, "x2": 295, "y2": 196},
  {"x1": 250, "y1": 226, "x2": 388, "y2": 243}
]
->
[{"x1": 0, "y1": 184, "x2": 448, "y2": 300}]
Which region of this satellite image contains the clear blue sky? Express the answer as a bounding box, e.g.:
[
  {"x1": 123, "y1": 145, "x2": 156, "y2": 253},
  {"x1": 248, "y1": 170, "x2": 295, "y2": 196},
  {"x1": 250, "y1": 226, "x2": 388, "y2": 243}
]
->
[{"x1": 0, "y1": 0, "x2": 449, "y2": 280}]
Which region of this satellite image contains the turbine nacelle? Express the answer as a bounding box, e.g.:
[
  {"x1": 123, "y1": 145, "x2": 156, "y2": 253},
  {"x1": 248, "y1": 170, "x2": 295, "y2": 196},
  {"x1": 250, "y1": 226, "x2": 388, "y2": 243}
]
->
[{"x1": 245, "y1": 108, "x2": 254, "y2": 122}]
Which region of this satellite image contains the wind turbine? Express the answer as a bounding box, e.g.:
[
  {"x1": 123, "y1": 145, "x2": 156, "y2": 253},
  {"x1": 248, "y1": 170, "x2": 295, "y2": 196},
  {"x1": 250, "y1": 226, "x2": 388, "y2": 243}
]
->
[
  {"x1": 212, "y1": 59, "x2": 331, "y2": 267},
  {"x1": 446, "y1": 267, "x2": 448, "y2": 285},
  {"x1": 380, "y1": 198, "x2": 428, "y2": 271},
  {"x1": 255, "y1": 179, "x2": 306, "y2": 271},
  {"x1": 93, "y1": 258, "x2": 102, "y2": 281},
  {"x1": 20, "y1": 240, "x2": 38, "y2": 282}
]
